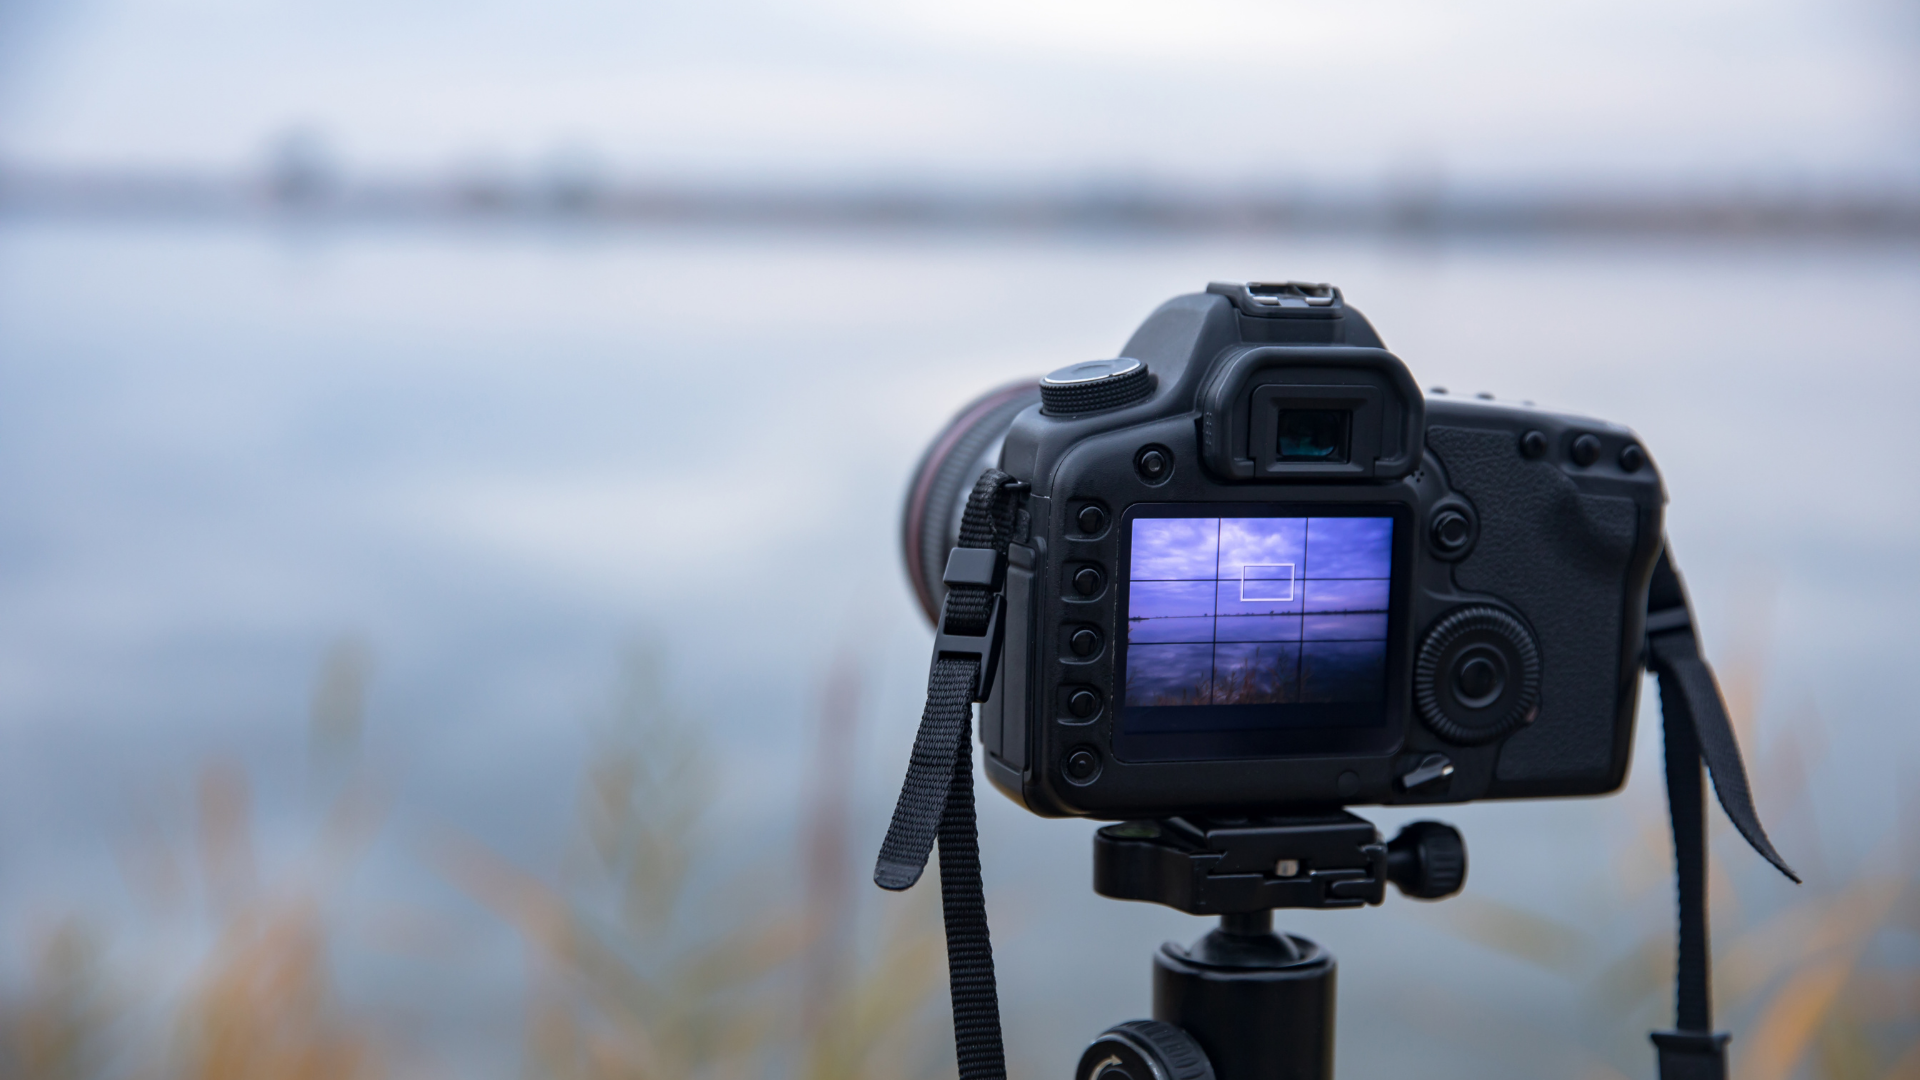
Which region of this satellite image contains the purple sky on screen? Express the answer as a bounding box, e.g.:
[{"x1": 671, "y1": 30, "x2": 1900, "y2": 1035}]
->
[
  {"x1": 1127, "y1": 515, "x2": 1395, "y2": 657},
  {"x1": 1303, "y1": 613, "x2": 1391, "y2": 640},
  {"x1": 1215, "y1": 578, "x2": 1302, "y2": 617},
  {"x1": 1130, "y1": 518, "x2": 1218, "y2": 581},
  {"x1": 1219, "y1": 518, "x2": 1306, "y2": 574},
  {"x1": 1129, "y1": 580, "x2": 1216, "y2": 643},
  {"x1": 1214, "y1": 613, "x2": 1301, "y2": 643},
  {"x1": 1304, "y1": 576, "x2": 1390, "y2": 613},
  {"x1": 1304, "y1": 517, "x2": 1393, "y2": 579},
  {"x1": 1131, "y1": 580, "x2": 1214, "y2": 621}
]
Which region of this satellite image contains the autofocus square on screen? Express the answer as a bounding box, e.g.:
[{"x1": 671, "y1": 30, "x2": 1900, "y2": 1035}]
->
[{"x1": 1123, "y1": 516, "x2": 1394, "y2": 710}]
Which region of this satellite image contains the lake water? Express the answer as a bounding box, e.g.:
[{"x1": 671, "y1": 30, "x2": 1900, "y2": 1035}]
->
[{"x1": 0, "y1": 218, "x2": 1914, "y2": 1077}]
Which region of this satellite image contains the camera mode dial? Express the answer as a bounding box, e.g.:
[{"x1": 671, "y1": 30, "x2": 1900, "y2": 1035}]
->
[
  {"x1": 1414, "y1": 606, "x2": 1541, "y2": 746},
  {"x1": 1041, "y1": 358, "x2": 1152, "y2": 415}
]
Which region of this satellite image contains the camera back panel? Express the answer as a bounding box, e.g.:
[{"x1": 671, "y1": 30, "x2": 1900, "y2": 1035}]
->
[{"x1": 979, "y1": 286, "x2": 1666, "y2": 818}]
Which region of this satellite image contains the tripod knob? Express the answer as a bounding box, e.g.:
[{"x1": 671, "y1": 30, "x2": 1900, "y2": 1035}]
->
[
  {"x1": 1076, "y1": 1020, "x2": 1215, "y2": 1080},
  {"x1": 1386, "y1": 820, "x2": 1467, "y2": 899}
]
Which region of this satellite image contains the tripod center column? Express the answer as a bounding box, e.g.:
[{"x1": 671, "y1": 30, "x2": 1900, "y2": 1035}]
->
[{"x1": 1152, "y1": 918, "x2": 1335, "y2": 1080}]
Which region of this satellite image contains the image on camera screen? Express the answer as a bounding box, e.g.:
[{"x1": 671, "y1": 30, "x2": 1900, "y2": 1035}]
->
[{"x1": 1118, "y1": 514, "x2": 1395, "y2": 757}]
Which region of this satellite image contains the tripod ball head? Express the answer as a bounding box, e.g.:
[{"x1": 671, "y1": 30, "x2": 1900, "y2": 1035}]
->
[
  {"x1": 1076, "y1": 1020, "x2": 1216, "y2": 1080},
  {"x1": 1386, "y1": 820, "x2": 1468, "y2": 899}
]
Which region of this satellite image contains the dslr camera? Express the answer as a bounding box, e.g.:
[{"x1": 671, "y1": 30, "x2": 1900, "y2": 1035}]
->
[
  {"x1": 888, "y1": 282, "x2": 1788, "y2": 1080},
  {"x1": 903, "y1": 281, "x2": 1663, "y2": 818}
]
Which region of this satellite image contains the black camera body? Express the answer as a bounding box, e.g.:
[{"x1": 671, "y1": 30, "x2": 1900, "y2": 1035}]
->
[{"x1": 907, "y1": 282, "x2": 1667, "y2": 819}]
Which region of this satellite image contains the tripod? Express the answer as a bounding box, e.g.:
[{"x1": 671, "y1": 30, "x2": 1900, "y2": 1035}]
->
[{"x1": 1074, "y1": 814, "x2": 1468, "y2": 1080}]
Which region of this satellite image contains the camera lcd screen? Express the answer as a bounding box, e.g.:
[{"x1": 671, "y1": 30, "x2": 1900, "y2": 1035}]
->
[{"x1": 1115, "y1": 511, "x2": 1401, "y2": 761}]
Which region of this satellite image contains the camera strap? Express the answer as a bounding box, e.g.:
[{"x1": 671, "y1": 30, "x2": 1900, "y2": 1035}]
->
[
  {"x1": 1646, "y1": 547, "x2": 1799, "y2": 1079},
  {"x1": 874, "y1": 467, "x2": 1024, "y2": 1080}
]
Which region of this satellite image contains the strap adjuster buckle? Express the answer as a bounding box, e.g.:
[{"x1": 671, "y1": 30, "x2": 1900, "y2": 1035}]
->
[
  {"x1": 934, "y1": 591, "x2": 1006, "y2": 703},
  {"x1": 943, "y1": 547, "x2": 1006, "y2": 590}
]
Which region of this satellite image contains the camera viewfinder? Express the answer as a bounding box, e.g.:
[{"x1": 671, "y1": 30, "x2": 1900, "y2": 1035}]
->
[{"x1": 1276, "y1": 409, "x2": 1352, "y2": 463}]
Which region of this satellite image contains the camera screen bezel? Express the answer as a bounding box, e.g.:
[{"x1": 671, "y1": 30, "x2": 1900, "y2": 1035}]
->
[{"x1": 1111, "y1": 500, "x2": 1414, "y2": 763}]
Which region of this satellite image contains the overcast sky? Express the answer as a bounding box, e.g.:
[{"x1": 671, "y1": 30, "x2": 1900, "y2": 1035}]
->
[{"x1": 1, "y1": 0, "x2": 1916, "y2": 190}]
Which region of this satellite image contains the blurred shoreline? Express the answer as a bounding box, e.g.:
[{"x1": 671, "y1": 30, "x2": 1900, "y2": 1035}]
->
[{"x1": 4, "y1": 162, "x2": 1917, "y2": 240}]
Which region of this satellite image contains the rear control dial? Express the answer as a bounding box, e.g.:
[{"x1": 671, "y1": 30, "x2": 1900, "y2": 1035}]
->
[{"x1": 1414, "y1": 606, "x2": 1541, "y2": 745}]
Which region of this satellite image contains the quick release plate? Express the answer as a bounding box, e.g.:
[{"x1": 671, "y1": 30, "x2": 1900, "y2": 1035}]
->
[{"x1": 1093, "y1": 814, "x2": 1389, "y2": 914}]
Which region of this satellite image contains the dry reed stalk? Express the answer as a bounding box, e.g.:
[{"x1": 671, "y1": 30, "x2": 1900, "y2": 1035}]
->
[{"x1": 0, "y1": 919, "x2": 113, "y2": 1080}]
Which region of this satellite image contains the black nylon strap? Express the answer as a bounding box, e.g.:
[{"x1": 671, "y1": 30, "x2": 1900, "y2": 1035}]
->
[
  {"x1": 1661, "y1": 687, "x2": 1712, "y2": 1033},
  {"x1": 875, "y1": 468, "x2": 1020, "y2": 1080},
  {"x1": 1647, "y1": 545, "x2": 1799, "y2": 1079}
]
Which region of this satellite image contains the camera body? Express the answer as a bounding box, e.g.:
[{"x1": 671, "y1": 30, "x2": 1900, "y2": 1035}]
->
[{"x1": 914, "y1": 283, "x2": 1666, "y2": 818}]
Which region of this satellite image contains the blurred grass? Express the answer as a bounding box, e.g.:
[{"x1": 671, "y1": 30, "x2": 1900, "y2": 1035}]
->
[
  {"x1": 2, "y1": 632, "x2": 391, "y2": 1080},
  {"x1": 12, "y1": 612, "x2": 1902, "y2": 1078},
  {"x1": 163, "y1": 760, "x2": 388, "y2": 1080},
  {"x1": 0, "y1": 639, "x2": 952, "y2": 1079},
  {"x1": 0, "y1": 918, "x2": 114, "y2": 1080},
  {"x1": 443, "y1": 644, "x2": 952, "y2": 1080}
]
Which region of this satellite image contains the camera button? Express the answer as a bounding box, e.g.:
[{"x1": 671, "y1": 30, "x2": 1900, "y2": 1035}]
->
[
  {"x1": 1430, "y1": 510, "x2": 1471, "y2": 555},
  {"x1": 1399, "y1": 754, "x2": 1455, "y2": 791},
  {"x1": 1072, "y1": 566, "x2": 1104, "y2": 597},
  {"x1": 1134, "y1": 445, "x2": 1173, "y2": 484},
  {"x1": 1064, "y1": 747, "x2": 1101, "y2": 783},
  {"x1": 1069, "y1": 689, "x2": 1100, "y2": 718},
  {"x1": 1571, "y1": 433, "x2": 1602, "y2": 466},
  {"x1": 1075, "y1": 504, "x2": 1107, "y2": 535},
  {"x1": 1619, "y1": 444, "x2": 1645, "y2": 472},
  {"x1": 1070, "y1": 628, "x2": 1101, "y2": 658},
  {"x1": 1519, "y1": 430, "x2": 1548, "y2": 458}
]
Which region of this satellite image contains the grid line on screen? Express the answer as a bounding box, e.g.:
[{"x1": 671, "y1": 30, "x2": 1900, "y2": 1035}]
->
[{"x1": 1124, "y1": 516, "x2": 1393, "y2": 708}]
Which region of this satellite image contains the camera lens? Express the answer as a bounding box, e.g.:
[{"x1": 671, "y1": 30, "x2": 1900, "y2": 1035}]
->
[
  {"x1": 900, "y1": 380, "x2": 1043, "y2": 625},
  {"x1": 1276, "y1": 409, "x2": 1351, "y2": 463}
]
